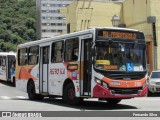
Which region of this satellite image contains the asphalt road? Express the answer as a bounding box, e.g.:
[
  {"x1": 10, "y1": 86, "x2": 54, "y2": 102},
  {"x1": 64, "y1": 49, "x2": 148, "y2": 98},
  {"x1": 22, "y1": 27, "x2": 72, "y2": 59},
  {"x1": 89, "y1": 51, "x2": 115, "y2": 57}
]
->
[{"x1": 0, "y1": 80, "x2": 160, "y2": 120}]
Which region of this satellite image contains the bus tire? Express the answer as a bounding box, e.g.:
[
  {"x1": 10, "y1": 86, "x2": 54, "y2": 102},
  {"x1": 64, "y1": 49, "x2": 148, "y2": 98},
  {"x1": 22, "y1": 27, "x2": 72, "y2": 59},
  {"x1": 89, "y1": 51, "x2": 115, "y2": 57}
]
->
[
  {"x1": 36, "y1": 94, "x2": 44, "y2": 100},
  {"x1": 27, "y1": 81, "x2": 44, "y2": 100},
  {"x1": 13, "y1": 77, "x2": 15, "y2": 87},
  {"x1": 63, "y1": 83, "x2": 82, "y2": 105},
  {"x1": 147, "y1": 90, "x2": 152, "y2": 97},
  {"x1": 106, "y1": 98, "x2": 121, "y2": 104}
]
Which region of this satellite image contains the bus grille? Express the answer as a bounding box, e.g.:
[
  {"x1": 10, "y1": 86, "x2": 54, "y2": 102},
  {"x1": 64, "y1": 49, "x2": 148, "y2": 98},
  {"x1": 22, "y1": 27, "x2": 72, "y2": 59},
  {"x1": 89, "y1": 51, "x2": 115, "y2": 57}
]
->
[{"x1": 110, "y1": 87, "x2": 142, "y2": 94}]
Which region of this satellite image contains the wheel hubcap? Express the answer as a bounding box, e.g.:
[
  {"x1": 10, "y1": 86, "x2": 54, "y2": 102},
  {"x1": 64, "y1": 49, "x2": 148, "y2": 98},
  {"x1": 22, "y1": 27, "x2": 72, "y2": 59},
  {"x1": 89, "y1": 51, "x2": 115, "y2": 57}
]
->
[{"x1": 68, "y1": 88, "x2": 75, "y2": 100}]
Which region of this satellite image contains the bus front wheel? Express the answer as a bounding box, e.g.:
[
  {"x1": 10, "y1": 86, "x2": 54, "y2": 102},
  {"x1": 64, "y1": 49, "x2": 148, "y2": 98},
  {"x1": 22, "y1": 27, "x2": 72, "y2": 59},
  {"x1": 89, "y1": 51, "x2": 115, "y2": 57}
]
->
[
  {"x1": 63, "y1": 83, "x2": 82, "y2": 105},
  {"x1": 27, "y1": 81, "x2": 43, "y2": 100},
  {"x1": 106, "y1": 98, "x2": 122, "y2": 104}
]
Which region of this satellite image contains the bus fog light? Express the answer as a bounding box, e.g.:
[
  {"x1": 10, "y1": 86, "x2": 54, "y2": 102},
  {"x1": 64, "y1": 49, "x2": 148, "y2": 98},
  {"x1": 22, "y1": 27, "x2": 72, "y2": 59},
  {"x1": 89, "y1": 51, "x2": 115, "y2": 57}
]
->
[{"x1": 102, "y1": 82, "x2": 108, "y2": 88}]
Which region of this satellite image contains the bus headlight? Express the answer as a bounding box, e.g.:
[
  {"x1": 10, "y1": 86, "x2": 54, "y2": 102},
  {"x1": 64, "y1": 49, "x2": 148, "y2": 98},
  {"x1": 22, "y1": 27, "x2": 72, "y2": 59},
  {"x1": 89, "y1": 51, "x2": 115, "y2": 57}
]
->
[
  {"x1": 95, "y1": 78, "x2": 101, "y2": 84},
  {"x1": 95, "y1": 77, "x2": 108, "y2": 89}
]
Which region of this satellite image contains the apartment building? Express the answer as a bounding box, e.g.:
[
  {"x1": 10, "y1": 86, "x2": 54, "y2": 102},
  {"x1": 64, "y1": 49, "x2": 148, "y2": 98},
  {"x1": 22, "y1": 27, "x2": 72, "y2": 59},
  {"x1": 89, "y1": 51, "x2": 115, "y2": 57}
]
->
[
  {"x1": 36, "y1": 0, "x2": 124, "y2": 39},
  {"x1": 36, "y1": 0, "x2": 73, "y2": 39}
]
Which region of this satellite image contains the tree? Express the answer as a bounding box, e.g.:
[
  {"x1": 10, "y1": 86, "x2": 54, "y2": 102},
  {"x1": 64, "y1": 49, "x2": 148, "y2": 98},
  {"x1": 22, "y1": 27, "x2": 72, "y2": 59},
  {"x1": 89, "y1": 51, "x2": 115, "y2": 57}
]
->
[
  {"x1": 11, "y1": 33, "x2": 25, "y2": 44},
  {"x1": 23, "y1": 29, "x2": 36, "y2": 41},
  {"x1": 25, "y1": 18, "x2": 36, "y2": 29},
  {"x1": 0, "y1": 0, "x2": 36, "y2": 52}
]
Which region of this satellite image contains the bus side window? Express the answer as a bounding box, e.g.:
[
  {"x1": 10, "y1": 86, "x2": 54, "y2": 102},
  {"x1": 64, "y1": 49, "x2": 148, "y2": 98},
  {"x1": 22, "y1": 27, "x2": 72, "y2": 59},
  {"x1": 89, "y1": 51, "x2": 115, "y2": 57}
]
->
[
  {"x1": 18, "y1": 48, "x2": 28, "y2": 66},
  {"x1": 2, "y1": 56, "x2": 6, "y2": 66},
  {"x1": 28, "y1": 46, "x2": 39, "y2": 65},
  {"x1": 65, "y1": 38, "x2": 79, "y2": 61},
  {"x1": 0, "y1": 56, "x2": 2, "y2": 66},
  {"x1": 51, "y1": 41, "x2": 64, "y2": 63}
]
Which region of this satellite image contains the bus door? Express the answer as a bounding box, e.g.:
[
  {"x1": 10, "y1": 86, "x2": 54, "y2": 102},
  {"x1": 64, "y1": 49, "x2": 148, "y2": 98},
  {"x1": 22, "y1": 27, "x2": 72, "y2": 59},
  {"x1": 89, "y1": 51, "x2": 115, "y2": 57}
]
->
[
  {"x1": 40, "y1": 46, "x2": 50, "y2": 93},
  {"x1": 81, "y1": 38, "x2": 92, "y2": 96},
  {"x1": 7, "y1": 55, "x2": 16, "y2": 81}
]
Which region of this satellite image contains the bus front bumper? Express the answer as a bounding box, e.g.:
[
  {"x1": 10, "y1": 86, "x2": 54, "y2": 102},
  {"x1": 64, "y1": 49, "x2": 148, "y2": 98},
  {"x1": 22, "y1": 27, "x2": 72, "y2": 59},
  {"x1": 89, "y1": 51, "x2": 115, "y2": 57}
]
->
[{"x1": 93, "y1": 84, "x2": 148, "y2": 99}]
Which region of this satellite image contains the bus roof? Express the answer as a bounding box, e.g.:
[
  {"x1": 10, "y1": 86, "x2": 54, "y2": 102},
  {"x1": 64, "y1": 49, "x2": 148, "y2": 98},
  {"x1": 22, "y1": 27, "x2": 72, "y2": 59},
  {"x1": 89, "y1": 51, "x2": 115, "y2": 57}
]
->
[
  {"x1": 0, "y1": 52, "x2": 16, "y2": 56},
  {"x1": 18, "y1": 27, "x2": 143, "y2": 48},
  {"x1": 92, "y1": 27, "x2": 140, "y2": 32}
]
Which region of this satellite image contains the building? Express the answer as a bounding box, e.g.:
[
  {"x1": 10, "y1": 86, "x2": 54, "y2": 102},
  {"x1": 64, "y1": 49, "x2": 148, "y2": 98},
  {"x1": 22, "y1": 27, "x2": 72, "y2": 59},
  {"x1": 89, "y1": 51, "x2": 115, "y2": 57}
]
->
[
  {"x1": 36, "y1": 0, "x2": 124, "y2": 39},
  {"x1": 61, "y1": 0, "x2": 160, "y2": 73},
  {"x1": 60, "y1": 0, "x2": 123, "y2": 32},
  {"x1": 36, "y1": 0, "x2": 73, "y2": 39}
]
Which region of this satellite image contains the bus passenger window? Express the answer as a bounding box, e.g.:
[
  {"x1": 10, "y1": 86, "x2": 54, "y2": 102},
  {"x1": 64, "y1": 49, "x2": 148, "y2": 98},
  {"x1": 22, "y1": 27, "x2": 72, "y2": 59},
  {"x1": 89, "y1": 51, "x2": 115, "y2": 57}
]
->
[
  {"x1": 0, "y1": 57, "x2": 2, "y2": 66},
  {"x1": 72, "y1": 48, "x2": 78, "y2": 60},
  {"x1": 1, "y1": 56, "x2": 6, "y2": 66},
  {"x1": 51, "y1": 41, "x2": 64, "y2": 63},
  {"x1": 65, "y1": 38, "x2": 79, "y2": 62},
  {"x1": 28, "y1": 46, "x2": 39, "y2": 65},
  {"x1": 18, "y1": 48, "x2": 27, "y2": 65}
]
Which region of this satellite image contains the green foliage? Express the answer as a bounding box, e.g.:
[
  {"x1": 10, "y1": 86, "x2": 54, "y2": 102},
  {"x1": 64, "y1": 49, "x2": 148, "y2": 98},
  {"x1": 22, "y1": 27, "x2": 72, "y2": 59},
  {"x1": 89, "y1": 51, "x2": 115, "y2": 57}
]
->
[{"x1": 0, "y1": 0, "x2": 36, "y2": 52}]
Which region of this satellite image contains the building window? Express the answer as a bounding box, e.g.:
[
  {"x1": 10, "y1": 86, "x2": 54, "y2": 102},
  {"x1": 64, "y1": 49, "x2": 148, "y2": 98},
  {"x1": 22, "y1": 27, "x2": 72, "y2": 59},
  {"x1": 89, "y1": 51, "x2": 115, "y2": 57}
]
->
[
  {"x1": 51, "y1": 30, "x2": 56, "y2": 32},
  {"x1": 67, "y1": 23, "x2": 70, "y2": 33},
  {"x1": 47, "y1": 4, "x2": 51, "y2": 7},
  {"x1": 51, "y1": 23, "x2": 56, "y2": 26},
  {"x1": 42, "y1": 23, "x2": 50, "y2": 26},
  {"x1": 57, "y1": 23, "x2": 62, "y2": 26},
  {"x1": 57, "y1": 30, "x2": 62, "y2": 32}
]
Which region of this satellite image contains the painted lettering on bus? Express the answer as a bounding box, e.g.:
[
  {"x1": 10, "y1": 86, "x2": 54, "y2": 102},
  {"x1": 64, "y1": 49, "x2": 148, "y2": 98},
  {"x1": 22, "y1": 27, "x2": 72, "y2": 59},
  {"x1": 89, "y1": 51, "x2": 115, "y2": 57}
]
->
[{"x1": 50, "y1": 68, "x2": 65, "y2": 74}]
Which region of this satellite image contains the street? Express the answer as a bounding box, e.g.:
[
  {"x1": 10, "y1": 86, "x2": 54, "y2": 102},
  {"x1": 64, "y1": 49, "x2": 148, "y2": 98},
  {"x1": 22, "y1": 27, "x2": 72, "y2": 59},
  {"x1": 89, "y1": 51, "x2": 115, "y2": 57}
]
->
[
  {"x1": 1, "y1": 80, "x2": 160, "y2": 111},
  {"x1": 1, "y1": 80, "x2": 160, "y2": 120}
]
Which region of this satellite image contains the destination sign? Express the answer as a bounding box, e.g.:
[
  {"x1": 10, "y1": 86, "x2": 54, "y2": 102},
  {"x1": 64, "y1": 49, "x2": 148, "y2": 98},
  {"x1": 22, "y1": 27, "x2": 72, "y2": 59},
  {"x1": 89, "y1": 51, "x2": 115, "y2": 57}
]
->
[
  {"x1": 103, "y1": 31, "x2": 136, "y2": 39},
  {"x1": 97, "y1": 30, "x2": 144, "y2": 39}
]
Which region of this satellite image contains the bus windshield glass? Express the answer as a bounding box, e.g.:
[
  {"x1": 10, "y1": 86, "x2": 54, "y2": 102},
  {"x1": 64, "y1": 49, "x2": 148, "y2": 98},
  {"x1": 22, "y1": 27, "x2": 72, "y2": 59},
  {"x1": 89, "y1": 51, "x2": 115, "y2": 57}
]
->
[{"x1": 94, "y1": 41, "x2": 146, "y2": 72}]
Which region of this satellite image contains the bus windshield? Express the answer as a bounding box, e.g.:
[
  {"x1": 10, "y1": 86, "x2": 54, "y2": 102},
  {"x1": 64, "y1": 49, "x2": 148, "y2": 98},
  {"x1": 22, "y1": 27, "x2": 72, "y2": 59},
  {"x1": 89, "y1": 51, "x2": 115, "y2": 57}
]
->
[{"x1": 94, "y1": 40, "x2": 146, "y2": 72}]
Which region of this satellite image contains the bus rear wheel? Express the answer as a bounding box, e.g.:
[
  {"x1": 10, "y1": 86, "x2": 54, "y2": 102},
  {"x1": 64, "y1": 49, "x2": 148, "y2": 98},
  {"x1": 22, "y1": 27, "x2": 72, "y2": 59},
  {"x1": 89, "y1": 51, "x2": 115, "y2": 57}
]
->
[
  {"x1": 63, "y1": 83, "x2": 82, "y2": 105},
  {"x1": 12, "y1": 77, "x2": 16, "y2": 87},
  {"x1": 106, "y1": 98, "x2": 122, "y2": 104},
  {"x1": 27, "y1": 81, "x2": 44, "y2": 100}
]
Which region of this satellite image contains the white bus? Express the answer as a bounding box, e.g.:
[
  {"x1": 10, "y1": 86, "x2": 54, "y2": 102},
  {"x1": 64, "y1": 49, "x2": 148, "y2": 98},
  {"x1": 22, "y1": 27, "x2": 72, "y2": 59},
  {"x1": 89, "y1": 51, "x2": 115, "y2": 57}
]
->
[
  {"x1": 16, "y1": 27, "x2": 148, "y2": 105},
  {"x1": 0, "y1": 52, "x2": 16, "y2": 86}
]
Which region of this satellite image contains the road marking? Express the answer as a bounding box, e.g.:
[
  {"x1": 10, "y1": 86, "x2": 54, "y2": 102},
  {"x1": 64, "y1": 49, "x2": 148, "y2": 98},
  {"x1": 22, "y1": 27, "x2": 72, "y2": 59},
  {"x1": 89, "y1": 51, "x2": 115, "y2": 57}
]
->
[
  {"x1": 1, "y1": 96, "x2": 10, "y2": 100},
  {"x1": 135, "y1": 97, "x2": 160, "y2": 101},
  {"x1": 0, "y1": 96, "x2": 27, "y2": 100},
  {"x1": 140, "y1": 98, "x2": 160, "y2": 100},
  {"x1": 16, "y1": 96, "x2": 27, "y2": 99}
]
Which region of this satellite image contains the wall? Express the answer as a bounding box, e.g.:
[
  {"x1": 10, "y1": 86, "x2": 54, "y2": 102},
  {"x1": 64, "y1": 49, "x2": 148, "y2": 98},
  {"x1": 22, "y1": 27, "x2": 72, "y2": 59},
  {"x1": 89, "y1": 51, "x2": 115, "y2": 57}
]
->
[
  {"x1": 65, "y1": 1, "x2": 122, "y2": 32},
  {"x1": 123, "y1": 0, "x2": 152, "y2": 35},
  {"x1": 150, "y1": 0, "x2": 160, "y2": 70}
]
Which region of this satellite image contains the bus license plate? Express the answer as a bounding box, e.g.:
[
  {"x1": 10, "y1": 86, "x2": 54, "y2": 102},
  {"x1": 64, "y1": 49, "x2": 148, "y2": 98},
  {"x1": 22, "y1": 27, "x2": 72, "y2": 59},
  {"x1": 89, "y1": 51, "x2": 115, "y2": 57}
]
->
[{"x1": 110, "y1": 81, "x2": 120, "y2": 86}]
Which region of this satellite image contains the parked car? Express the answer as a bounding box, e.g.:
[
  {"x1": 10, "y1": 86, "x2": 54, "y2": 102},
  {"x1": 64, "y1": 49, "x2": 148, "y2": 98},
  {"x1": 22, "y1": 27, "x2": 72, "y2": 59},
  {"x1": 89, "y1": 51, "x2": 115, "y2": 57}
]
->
[{"x1": 148, "y1": 71, "x2": 160, "y2": 96}]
